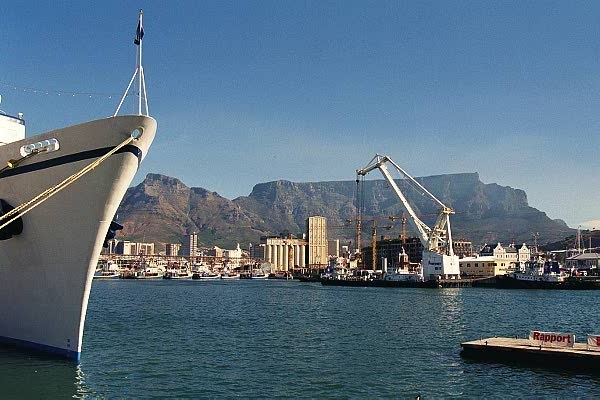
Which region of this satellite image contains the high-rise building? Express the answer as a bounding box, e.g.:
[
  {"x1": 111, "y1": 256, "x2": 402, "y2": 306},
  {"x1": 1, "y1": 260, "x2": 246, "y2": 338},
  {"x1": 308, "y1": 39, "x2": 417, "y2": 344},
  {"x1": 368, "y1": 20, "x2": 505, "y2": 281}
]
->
[
  {"x1": 166, "y1": 243, "x2": 181, "y2": 257},
  {"x1": 328, "y1": 239, "x2": 340, "y2": 258},
  {"x1": 307, "y1": 216, "x2": 327, "y2": 266},
  {"x1": 249, "y1": 243, "x2": 264, "y2": 260},
  {"x1": 180, "y1": 232, "x2": 198, "y2": 257},
  {"x1": 114, "y1": 241, "x2": 155, "y2": 255}
]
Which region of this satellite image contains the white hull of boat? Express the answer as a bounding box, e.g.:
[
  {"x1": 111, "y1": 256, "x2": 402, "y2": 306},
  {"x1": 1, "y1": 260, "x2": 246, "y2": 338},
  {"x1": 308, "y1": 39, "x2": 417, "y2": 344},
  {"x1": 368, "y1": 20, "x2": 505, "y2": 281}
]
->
[
  {"x1": 0, "y1": 115, "x2": 156, "y2": 360},
  {"x1": 135, "y1": 274, "x2": 164, "y2": 279},
  {"x1": 93, "y1": 273, "x2": 120, "y2": 280},
  {"x1": 163, "y1": 271, "x2": 192, "y2": 280},
  {"x1": 198, "y1": 275, "x2": 220, "y2": 280},
  {"x1": 220, "y1": 274, "x2": 240, "y2": 280}
]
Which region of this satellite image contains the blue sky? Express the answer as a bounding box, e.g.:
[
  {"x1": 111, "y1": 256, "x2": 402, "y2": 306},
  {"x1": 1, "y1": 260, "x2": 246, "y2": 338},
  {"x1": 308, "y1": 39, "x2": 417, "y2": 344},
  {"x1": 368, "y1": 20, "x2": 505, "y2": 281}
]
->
[{"x1": 2, "y1": 1, "x2": 600, "y2": 228}]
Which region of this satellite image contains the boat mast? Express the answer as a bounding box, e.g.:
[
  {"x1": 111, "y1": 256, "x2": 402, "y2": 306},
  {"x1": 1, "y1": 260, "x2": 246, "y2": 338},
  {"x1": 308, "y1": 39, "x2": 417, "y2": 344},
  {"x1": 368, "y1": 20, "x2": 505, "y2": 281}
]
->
[{"x1": 114, "y1": 9, "x2": 149, "y2": 117}]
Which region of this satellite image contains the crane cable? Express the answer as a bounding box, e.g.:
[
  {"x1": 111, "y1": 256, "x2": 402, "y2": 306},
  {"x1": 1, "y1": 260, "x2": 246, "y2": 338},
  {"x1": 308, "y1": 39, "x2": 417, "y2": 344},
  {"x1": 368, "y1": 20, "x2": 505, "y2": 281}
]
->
[{"x1": 0, "y1": 134, "x2": 136, "y2": 232}]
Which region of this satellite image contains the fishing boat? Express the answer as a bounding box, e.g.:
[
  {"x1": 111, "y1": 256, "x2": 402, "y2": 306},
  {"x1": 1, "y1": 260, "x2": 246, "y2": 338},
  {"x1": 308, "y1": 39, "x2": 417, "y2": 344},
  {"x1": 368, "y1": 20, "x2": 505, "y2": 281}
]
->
[
  {"x1": 192, "y1": 272, "x2": 220, "y2": 280},
  {"x1": 251, "y1": 270, "x2": 269, "y2": 279},
  {"x1": 239, "y1": 269, "x2": 269, "y2": 279},
  {"x1": 268, "y1": 271, "x2": 293, "y2": 280},
  {"x1": 93, "y1": 260, "x2": 121, "y2": 279},
  {"x1": 220, "y1": 272, "x2": 240, "y2": 280},
  {"x1": 0, "y1": 11, "x2": 156, "y2": 360},
  {"x1": 135, "y1": 266, "x2": 164, "y2": 279},
  {"x1": 163, "y1": 269, "x2": 192, "y2": 280}
]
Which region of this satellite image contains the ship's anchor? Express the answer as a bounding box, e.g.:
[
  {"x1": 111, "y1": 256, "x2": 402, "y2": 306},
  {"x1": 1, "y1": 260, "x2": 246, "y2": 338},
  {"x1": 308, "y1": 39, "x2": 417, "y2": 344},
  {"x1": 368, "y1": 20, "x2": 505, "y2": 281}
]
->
[{"x1": 0, "y1": 199, "x2": 23, "y2": 240}]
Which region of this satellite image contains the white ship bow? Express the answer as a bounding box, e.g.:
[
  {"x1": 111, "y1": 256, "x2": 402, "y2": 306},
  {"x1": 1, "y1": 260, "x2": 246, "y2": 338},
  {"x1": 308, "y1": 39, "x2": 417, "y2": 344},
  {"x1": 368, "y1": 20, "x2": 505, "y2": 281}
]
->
[{"x1": 0, "y1": 114, "x2": 156, "y2": 360}]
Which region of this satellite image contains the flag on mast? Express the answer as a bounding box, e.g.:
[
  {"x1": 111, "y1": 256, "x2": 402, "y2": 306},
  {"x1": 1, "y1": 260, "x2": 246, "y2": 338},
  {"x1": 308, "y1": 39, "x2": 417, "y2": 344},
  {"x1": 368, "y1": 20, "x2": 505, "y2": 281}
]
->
[{"x1": 134, "y1": 15, "x2": 144, "y2": 45}]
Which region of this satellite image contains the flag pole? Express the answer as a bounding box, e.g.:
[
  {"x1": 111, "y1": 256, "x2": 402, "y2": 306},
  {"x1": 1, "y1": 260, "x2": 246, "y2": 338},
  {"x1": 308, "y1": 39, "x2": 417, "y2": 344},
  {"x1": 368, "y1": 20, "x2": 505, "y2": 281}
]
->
[
  {"x1": 137, "y1": 9, "x2": 143, "y2": 115},
  {"x1": 114, "y1": 9, "x2": 147, "y2": 117}
]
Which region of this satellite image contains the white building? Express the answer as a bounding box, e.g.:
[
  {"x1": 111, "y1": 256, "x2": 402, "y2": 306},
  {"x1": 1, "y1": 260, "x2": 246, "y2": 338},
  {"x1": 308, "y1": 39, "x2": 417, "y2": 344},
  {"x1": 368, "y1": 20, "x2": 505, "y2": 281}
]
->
[
  {"x1": 223, "y1": 244, "x2": 243, "y2": 268},
  {"x1": 478, "y1": 243, "x2": 531, "y2": 273},
  {"x1": 261, "y1": 236, "x2": 308, "y2": 271},
  {"x1": 459, "y1": 256, "x2": 501, "y2": 276},
  {"x1": 114, "y1": 240, "x2": 155, "y2": 256}
]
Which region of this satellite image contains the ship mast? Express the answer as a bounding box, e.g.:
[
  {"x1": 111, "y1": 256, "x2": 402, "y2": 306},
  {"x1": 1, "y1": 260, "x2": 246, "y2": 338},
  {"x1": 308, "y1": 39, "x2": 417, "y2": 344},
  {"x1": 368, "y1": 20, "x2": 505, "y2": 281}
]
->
[{"x1": 115, "y1": 9, "x2": 149, "y2": 117}]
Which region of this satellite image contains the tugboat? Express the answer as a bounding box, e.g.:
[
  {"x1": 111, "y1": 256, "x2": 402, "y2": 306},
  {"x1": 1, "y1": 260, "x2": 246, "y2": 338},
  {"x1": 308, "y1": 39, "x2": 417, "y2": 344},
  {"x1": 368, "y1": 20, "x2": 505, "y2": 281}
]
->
[{"x1": 495, "y1": 259, "x2": 600, "y2": 289}]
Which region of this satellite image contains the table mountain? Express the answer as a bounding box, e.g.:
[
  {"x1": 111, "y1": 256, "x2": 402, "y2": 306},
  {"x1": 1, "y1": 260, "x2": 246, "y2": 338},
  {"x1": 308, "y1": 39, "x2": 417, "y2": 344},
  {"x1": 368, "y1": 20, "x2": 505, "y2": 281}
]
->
[{"x1": 116, "y1": 173, "x2": 573, "y2": 250}]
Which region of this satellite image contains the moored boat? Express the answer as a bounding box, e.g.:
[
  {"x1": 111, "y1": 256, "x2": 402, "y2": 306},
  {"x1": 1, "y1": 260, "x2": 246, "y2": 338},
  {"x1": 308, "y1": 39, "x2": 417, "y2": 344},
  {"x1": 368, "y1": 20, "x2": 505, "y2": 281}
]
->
[
  {"x1": 240, "y1": 270, "x2": 269, "y2": 279},
  {"x1": 251, "y1": 270, "x2": 269, "y2": 279},
  {"x1": 493, "y1": 260, "x2": 600, "y2": 289},
  {"x1": 135, "y1": 266, "x2": 164, "y2": 279},
  {"x1": 93, "y1": 260, "x2": 121, "y2": 279},
  {"x1": 0, "y1": 12, "x2": 156, "y2": 360},
  {"x1": 192, "y1": 272, "x2": 220, "y2": 280},
  {"x1": 268, "y1": 271, "x2": 293, "y2": 280},
  {"x1": 321, "y1": 276, "x2": 439, "y2": 288},
  {"x1": 0, "y1": 115, "x2": 155, "y2": 358},
  {"x1": 163, "y1": 269, "x2": 192, "y2": 280}
]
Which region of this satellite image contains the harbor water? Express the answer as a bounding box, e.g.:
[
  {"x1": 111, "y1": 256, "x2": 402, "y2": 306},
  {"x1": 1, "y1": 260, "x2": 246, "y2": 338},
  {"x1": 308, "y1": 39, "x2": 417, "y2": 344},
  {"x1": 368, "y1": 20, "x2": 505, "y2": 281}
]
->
[{"x1": 1, "y1": 280, "x2": 600, "y2": 398}]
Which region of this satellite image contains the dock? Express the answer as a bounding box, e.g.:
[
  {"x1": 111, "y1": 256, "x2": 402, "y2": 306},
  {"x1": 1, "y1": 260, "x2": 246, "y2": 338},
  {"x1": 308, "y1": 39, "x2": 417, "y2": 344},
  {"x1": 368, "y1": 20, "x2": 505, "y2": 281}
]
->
[{"x1": 461, "y1": 337, "x2": 600, "y2": 371}]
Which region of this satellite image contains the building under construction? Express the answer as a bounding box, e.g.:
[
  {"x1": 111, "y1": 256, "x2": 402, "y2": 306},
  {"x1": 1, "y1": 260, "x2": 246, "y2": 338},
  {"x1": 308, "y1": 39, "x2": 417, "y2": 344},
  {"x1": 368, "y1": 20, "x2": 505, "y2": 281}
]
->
[{"x1": 361, "y1": 237, "x2": 473, "y2": 270}]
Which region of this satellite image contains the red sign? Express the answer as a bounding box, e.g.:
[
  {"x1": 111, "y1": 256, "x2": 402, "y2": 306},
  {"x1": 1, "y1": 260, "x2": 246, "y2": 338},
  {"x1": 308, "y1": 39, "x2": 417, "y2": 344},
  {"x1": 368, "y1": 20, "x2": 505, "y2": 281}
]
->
[
  {"x1": 529, "y1": 330, "x2": 574, "y2": 348},
  {"x1": 587, "y1": 335, "x2": 600, "y2": 350}
]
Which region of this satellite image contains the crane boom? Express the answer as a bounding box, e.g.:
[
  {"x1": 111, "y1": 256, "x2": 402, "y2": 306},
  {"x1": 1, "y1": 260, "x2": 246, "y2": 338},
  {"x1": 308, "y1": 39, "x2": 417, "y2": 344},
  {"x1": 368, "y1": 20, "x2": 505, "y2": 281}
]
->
[
  {"x1": 361, "y1": 159, "x2": 431, "y2": 248},
  {"x1": 356, "y1": 154, "x2": 459, "y2": 280}
]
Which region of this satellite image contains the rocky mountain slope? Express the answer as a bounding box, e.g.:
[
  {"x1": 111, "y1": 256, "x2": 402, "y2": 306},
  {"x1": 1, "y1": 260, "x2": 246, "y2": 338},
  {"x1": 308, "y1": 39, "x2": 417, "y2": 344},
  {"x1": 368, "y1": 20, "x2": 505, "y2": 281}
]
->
[{"x1": 116, "y1": 173, "x2": 573, "y2": 250}]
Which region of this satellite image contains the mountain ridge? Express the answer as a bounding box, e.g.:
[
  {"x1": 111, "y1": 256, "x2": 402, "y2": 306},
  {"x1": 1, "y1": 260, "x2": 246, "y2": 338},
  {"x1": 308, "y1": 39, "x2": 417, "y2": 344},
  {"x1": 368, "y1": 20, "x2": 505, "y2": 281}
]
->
[{"x1": 115, "y1": 172, "x2": 573, "y2": 250}]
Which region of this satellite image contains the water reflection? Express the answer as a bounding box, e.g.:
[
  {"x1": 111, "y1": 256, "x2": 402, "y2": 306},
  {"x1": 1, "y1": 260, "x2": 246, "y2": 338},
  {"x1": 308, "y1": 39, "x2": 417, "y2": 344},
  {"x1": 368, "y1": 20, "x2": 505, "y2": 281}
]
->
[{"x1": 0, "y1": 346, "x2": 92, "y2": 398}]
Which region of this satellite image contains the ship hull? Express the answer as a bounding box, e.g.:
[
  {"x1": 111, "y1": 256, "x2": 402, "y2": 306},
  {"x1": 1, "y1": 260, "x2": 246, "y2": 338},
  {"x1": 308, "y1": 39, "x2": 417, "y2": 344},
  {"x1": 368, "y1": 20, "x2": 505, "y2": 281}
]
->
[
  {"x1": 0, "y1": 115, "x2": 156, "y2": 360},
  {"x1": 495, "y1": 275, "x2": 600, "y2": 290},
  {"x1": 321, "y1": 278, "x2": 439, "y2": 288}
]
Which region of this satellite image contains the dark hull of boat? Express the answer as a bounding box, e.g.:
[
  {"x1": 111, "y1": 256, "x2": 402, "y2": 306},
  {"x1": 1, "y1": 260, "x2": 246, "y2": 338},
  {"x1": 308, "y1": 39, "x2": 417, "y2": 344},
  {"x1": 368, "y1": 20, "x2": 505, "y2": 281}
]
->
[
  {"x1": 297, "y1": 276, "x2": 322, "y2": 283},
  {"x1": 321, "y1": 278, "x2": 439, "y2": 288},
  {"x1": 494, "y1": 275, "x2": 600, "y2": 290}
]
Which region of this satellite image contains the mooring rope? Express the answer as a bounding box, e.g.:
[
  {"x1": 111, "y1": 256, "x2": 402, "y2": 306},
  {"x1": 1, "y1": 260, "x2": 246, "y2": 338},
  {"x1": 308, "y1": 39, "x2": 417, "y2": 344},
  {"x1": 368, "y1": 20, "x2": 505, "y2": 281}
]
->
[{"x1": 0, "y1": 134, "x2": 136, "y2": 231}]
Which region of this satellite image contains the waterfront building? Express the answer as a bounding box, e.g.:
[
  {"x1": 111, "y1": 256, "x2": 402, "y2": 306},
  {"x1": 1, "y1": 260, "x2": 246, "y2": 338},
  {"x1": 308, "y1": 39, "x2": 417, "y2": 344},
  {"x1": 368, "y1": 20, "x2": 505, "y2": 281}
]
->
[
  {"x1": 260, "y1": 236, "x2": 308, "y2": 271},
  {"x1": 565, "y1": 252, "x2": 600, "y2": 275},
  {"x1": 460, "y1": 243, "x2": 531, "y2": 276},
  {"x1": 249, "y1": 243, "x2": 264, "y2": 260},
  {"x1": 459, "y1": 256, "x2": 498, "y2": 276},
  {"x1": 180, "y1": 232, "x2": 198, "y2": 257},
  {"x1": 328, "y1": 239, "x2": 340, "y2": 258},
  {"x1": 222, "y1": 244, "x2": 243, "y2": 268},
  {"x1": 478, "y1": 243, "x2": 530, "y2": 272},
  {"x1": 165, "y1": 243, "x2": 181, "y2": 257},
  {"x1": 453, "y1": 240, "x2": 473, "y2": 258},
  {"x1": 361, "y1": 237, "x2": 423, "y2": 270},
  {"x1": 517, "y1": 244, "x2": 530, "y2": 268},
  {"x1": 205, "y1": 246, "x2": 224, "y2": 259},
  {"x1": 114, "y1": 241, "x2": 155, "y2": 256},
  {"x1": 104, "y1": 239, "x2": 118, "y2": 255},
  {"x1": 307, "y1": 216, "x2": 328, "y2": 267}
]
